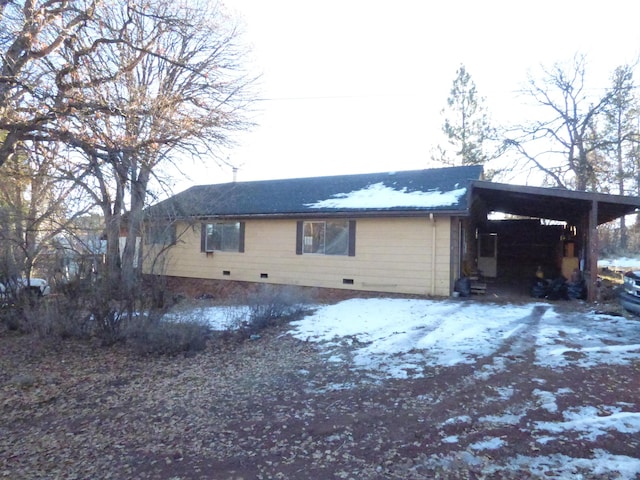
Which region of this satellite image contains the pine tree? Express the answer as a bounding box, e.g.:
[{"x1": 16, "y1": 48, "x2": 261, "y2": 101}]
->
[
  {"x1": 602, "y1": 65, "x2": 638, "y2": 250},
  {"x1": 433, "y1": 65, "x2": 494, "y2": 168}
]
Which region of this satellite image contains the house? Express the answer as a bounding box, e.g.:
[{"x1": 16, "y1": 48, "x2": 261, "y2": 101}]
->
[{"x1": 143, "y1": 166, "x2": 640, "y2": 300}]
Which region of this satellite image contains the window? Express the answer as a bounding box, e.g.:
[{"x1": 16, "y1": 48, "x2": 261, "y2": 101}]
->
[
  {"x1": 201, "y1": 222, "x2": 245, "y2": 252},
  {"x1": 479, "y1": 233, "x2": 497, "y2": 258},
  {"x1": 296, "y1": 220, "x2": 355, "y2": 256},
  {"x1": 145, "y1": 222, "x2": 176, "y2": 245}
]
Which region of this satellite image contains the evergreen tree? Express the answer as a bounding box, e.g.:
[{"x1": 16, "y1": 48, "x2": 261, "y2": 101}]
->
[
  {"x1": 602, "y1": 65, "x2": 638, "y2": 250},
  {"x1": 433, "y1": 65, "x2": 494, "y2": 169}
]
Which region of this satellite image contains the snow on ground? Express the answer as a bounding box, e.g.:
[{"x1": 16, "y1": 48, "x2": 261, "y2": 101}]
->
[
  {"x1": 288, "y1": 298, "x2": 640, "y2": 375},
  {"x1": 535, "y1": 406, "x2": 640, "y2": 441},
  {"x1": 289, "y1": 298, "x2": 640, "y2": 479},
  {"x1": 290, "y1": 299, "x2": 544, "y2": 376},
  {"x1": 188, "y1": 297, "x2": 640, "y2": 478},
  {"x1": 599, "y1": 257, "x2": 640, "y2": 270},
  {"x1": 165, "y1": 304, "x2": 250, "y2": 330}
]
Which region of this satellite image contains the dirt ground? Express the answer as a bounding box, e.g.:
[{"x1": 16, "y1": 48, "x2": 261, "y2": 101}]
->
[{"x1": 1, "y1": 299, "x2": 639, "y2": 479}]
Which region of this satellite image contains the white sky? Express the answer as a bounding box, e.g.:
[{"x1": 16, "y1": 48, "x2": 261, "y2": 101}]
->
[{"x1": 171, "y1": 0, "x2": 640, "y2": 190}]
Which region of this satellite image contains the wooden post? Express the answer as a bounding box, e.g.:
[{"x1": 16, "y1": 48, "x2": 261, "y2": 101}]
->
[{"x1": 587, "y1": 200, "x2": 599, "y2": 302}]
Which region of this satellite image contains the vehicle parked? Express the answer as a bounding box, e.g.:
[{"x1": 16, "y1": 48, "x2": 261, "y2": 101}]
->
[
  {"x1": 619, "y1": 271, "x2": 640, "y2": 314},
  {"x1": 0, "y1": 277, "x2": 51, "y2": 305}
]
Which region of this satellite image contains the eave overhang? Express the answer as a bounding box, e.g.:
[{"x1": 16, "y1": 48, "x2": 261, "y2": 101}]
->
[{"x1": 471, "y1": 180, "x2": 640, "y2": 225}]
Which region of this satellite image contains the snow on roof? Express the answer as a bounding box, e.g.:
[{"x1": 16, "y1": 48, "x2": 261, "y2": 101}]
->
[
  {"x1": 304, "y1": 183, "x2": 467, "y2": 209},
  {"x1": 147, "y1": 165, "x2": 483, "y2": 217}
]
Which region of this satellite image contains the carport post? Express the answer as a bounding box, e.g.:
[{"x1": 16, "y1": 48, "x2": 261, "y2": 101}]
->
[{"x1": 587, "y1": 200, "x2": 598, "y2": 302}]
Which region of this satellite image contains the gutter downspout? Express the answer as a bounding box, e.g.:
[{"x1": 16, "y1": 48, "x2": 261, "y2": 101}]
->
[{"x1": 430, "y1": 213, "x2": 436, "y2": 296}]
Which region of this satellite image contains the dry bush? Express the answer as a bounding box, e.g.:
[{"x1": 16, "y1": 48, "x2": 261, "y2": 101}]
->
[
  {"x1": 0, "y1": 292, "x2": 93, "y2": 345},
  {"x1": 0, "y1": 305, "x2": 23, "y2": 332},
  {"x1": 124, "y1": 317, "x2": 210, "y2": 356},
  {"x1": 237, "y1": 284, "x2": 316, "y2": 336},
  {"x1": 0, "y1": 278, "x2": 316, "y2": 356}
]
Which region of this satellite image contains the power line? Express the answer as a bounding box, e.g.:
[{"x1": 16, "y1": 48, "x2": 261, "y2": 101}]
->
[
  {"x1": 254, "y1": 85, "x2": 640, "y2": 103},
  {"x1": 254, "y1": 93, "x2": 420, "y2": 102}
]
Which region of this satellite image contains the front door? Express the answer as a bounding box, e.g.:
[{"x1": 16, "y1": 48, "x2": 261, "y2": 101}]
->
[{"x1": 478, "y1": 233, "x2": 498, "y2": 277}]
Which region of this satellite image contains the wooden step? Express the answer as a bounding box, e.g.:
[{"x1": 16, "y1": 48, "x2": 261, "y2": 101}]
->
[{"x1": 470, "y1": 282, "x2": 487, "y2": 294}]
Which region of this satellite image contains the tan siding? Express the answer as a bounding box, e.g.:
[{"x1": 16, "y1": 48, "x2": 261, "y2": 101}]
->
[{"x1": 143, "y1": 216, "x2": 453, "y2": 296}]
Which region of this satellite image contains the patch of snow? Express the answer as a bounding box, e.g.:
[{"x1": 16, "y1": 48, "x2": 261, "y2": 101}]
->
[
  {"x1": 494, "y1": 386, "x2": 515, "y2": 401},
  {"x1": 535, "y1": 406, "x2": 640, "y2": 441},
  {"x1": 503, "y1": 451, "x2": 640, "y2": 479},
  {"x1": 599, "y1": 257, "x2": 640, "y2": 269},
  {"x1": 534, "y1": 389, "x2": 560, "y2": 413},
  {"x1": 590, "y1": 450, "x2": 640, "y2": 478},
  {"x1": 534, "y1": 436, "x2": 556, "y2": 445},
  {"x1": 304, "y1": 183, "x2": 467, "y2": 209},
  {"x1": 474, "y1": 358, "x2": 509, "y2": 380},
  {"x1": 164, "y1": 304, "x2": 249, "y2": 330},
  {"x1": 535, "y1": 312, "x2": 640, "y2": 368},
  {"x1": 551, "y1": 343, "x2": 640, "y2": 357},
  {"x1": 292, "y1": 299, "x2": 532, "y2": 377},
  {"x1": 314, "y1": 382, "x2": 358, "y2": 393},
  {"x1": 441, "y1": 435, "x2": 459, "y2": 443},
  {"x1": 469, "y1": 437, "x2": 505, "y2": 450},
  {"x1": 189, "y1": 297, "x2": 640, "y2": 378},
  {"x1": 479, "y1": 413, "x2": 524, "y2": 425},
  {"x1": 443, "y1": 415, "x2": 472, "y2": 425},
  {"x1": 501, "y1": 324, "x2": 526, "y2": 339}
]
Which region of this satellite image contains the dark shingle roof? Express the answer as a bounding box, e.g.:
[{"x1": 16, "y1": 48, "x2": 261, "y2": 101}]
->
[{"x1": 147, "y1": 165, "x2": 484, "y2": 219}]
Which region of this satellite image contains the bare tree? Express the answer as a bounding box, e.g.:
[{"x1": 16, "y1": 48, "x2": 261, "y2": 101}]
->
[
  {"x1": 52, "y1": 0, "x2": 253, "y2": 295},
  {"x1": 0, "y1": 0, "x2": 99, "y2": 168},
  {"x1": 507, "y1": 55, "x2": 615, "y2": 191},
  {"x1": 0, "y1": 139, "x2": 94, "y2": 284},
  {"x1": 1, "y1": 0, "x2": 255, "y2": 336}
]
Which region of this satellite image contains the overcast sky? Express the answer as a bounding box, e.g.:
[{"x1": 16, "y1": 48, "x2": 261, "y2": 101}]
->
[{"x1": 171, "y1": 0, "x2": 640, "y2": 190}]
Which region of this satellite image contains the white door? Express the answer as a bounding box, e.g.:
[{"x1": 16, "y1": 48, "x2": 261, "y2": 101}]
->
[{"x1": 477, "y1": 233, "x2": 498, "y2": 277}]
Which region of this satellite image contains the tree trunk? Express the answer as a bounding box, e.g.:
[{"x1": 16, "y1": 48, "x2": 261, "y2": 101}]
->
[
  {"x1": 617, "y1": 122, "x2": 628, "y2": 250},
  {"x1": 120, "y1": 158, "x2": 151, "y2": 294}
]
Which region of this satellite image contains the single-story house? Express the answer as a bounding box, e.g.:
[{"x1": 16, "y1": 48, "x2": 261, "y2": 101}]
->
[{"x1": 143, "y1": 165, "x2": 640, "y2": 300}]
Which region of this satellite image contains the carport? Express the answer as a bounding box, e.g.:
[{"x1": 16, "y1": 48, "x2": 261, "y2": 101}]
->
[{"x1": 469, "y1": 180, "x2": 640, "y2": 301}]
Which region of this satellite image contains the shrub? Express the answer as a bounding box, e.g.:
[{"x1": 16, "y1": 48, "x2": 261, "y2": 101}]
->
[
  {"x1": 0, "y1": 291, "x2": 90, "y2": 340},
  {"x1": 125, "y1": 317, "x2": 210, "y2": 356},
  {"x1": 241, "y1": 284, "x2": 315, "y2": 335}
]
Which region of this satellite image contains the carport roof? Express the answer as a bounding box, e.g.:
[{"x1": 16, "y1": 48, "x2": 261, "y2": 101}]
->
[{"x1": 471, "y1": 180, "x2": 640, "y2": 225}]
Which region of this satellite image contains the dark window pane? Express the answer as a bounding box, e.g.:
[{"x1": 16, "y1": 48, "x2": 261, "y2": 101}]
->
[
  {"x1": 325, "y1": 220, "x2": 349, "y2": 255},
  {"x1": 302, "y1": 220, "x2": 350, "y2": 255},
  {"x1": 205, "y1": 222, "x2": 241, "y2": 252},
  {"x1": 303, "y1": 222, "x2": 325, "y2": 254}
]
